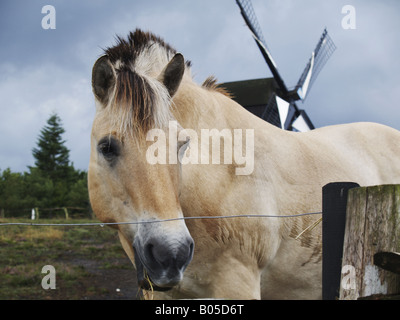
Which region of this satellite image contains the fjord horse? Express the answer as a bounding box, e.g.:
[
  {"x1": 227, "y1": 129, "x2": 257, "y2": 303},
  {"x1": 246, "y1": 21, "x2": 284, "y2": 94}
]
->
[{"x1": 88, "y1": 29, "x2": 400, "y2": 299}]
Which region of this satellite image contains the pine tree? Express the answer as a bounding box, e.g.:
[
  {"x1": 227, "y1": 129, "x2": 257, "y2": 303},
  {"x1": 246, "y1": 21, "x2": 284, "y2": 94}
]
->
[
  {"x1": 32, "y1": 113, "x2": 72, "y2": 182},
  {"x1": 24, "y1": 113, "x2": 91, "y2": 212}
]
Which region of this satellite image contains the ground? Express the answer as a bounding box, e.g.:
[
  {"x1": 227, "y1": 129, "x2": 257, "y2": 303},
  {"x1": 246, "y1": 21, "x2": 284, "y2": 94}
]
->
[
  {"x1": 0, "y1": 218, "x2": 140, "y2": 300},
  {"x1": 56, "y1": 255, "x2": 139, "y2": 300}
]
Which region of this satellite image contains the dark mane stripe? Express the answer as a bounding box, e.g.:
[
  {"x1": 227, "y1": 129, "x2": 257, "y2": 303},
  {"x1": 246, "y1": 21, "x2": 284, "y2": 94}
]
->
[
  {"x1": 105, "y1": 29, "x2": 177, "y2": 65},
  {"x1": 103, "y1": 29, "x2": 177, "y2": 135},
  {"x1": 113, "y1": 68, "x2": 156, "y2": 132}
]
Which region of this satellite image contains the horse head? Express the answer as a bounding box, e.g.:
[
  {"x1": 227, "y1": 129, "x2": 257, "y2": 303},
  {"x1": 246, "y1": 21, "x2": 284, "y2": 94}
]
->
[{"x1": 88, "y1": 30, "x2": 194, "y2": 291}]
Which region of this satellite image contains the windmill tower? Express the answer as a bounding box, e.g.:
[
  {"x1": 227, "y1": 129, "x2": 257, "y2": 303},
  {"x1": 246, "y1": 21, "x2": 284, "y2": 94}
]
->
[{"x1": 221, "y1": 0, "x2": 336, "y2": 132}]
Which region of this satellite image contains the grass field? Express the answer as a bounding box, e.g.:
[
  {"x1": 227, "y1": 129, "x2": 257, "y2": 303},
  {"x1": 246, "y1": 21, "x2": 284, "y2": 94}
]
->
[{"x1": 0, "y1": 218, "x2": 139, "y2": 300}]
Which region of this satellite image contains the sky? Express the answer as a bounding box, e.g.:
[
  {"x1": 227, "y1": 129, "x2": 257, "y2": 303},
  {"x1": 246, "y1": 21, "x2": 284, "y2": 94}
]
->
[{"x1": 1, "y1": 0, "x2": 399, "y2": 172}]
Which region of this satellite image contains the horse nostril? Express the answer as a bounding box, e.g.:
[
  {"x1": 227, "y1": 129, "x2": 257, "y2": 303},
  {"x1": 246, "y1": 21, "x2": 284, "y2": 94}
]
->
[
  {"x1": 188, "y1": 240, "x2": 194, "y2": 260},
  {"x1": 143, "y1": 237, "x2": 194, "y2": 271},
  {"x1": 145, "y1": 241, "x2": 172, "y2": 268},
  {"x1": 144, "y1": 243, "x2": 157, "y2": 264},
  {"x1": 176, "y1": 239, "x2": 194, "y2": 270},
  {"x1": 189, "y1": 242, "x2": 194, "y2": 257}
]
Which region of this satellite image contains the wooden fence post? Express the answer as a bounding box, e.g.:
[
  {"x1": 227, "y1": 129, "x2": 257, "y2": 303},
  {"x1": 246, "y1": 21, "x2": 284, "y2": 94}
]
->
[
  {"x1": 322, "y1": 182, "x2": 360, "y2": 300},
  {"x1": 340, "y1": 184, "x2": 400, "y2": 299},
  {"x1": 63, "y1": 207, "x2": 69, "y2": 220}
]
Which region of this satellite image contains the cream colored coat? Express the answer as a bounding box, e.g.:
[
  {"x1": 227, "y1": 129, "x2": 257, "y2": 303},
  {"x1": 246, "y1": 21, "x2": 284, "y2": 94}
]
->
[
  {"x1": 159, "y1": 78, "x2": 400, "y2": 299},
  {"x1": 89, "y1": 30, "x2": 400, "y2": 300}
]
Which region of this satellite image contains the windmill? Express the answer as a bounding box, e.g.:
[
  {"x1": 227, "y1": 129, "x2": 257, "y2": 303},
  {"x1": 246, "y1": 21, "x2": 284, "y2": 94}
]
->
[{"x1": 221, "y1": 0, "x2": 336, "y2": 132}]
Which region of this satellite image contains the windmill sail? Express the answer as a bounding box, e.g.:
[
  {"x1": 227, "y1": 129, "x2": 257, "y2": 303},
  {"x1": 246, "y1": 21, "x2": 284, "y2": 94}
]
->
[
  {"x1": 292, "y1": 110, "x2": 314, "y2": 132},
  {"x1": 295, "y1": 28, "x2": 336, "y2": 101},
  {"x1": 261, "y1": 93, "x2": 312, "y2": 132},
  {"x1": 236, "y1": 0, "x2": 288, "y2": 96},
  {"x1": 235, "y1": 0, "x2": 266, "y2": 46},
  {"x1": 234, "y1": 0, "x2": 327, "y2": 131}
]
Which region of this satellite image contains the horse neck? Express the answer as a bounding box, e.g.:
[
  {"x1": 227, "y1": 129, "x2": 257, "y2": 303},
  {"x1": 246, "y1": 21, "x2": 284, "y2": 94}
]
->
[
  {"x1": 171, "y1": 78, "x2": 239, "y2": 130},
  {"x1": 170, "y1": 76, "x2": 287, "y2": 186},
  {"x1": 171, "y1": 77, "x2": 284, "y2": 142},
  {"x1": 170, "y1": 78, "x2": 323, "y2": 249}
]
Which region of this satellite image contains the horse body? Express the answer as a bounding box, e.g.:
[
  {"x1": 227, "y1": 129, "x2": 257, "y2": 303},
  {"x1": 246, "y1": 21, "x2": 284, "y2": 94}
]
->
[
  {"x1": 164, "y1": 80, "x2": 400, "y2": 299},
  {"x1": 88, "y1": 29, "x2": 400, "y2": 299}
]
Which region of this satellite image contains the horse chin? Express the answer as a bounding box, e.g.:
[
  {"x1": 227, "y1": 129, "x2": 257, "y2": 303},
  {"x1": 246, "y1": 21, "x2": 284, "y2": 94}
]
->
[{"x1": 137, "y1": 276, "x2": 174, "y2": 292}]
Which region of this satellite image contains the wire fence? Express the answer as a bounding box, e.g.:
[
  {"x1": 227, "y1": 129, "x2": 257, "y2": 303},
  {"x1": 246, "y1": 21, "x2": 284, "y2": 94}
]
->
[
  {"x1": 0, "y1": 211, "x2": 322, "y2": 227},
  {"x1": 0, "y1": 206, "x2": 92, "y2": 220}
]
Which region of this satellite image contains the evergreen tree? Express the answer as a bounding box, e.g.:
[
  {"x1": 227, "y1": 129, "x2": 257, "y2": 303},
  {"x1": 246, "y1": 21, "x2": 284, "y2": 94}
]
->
[
  {"x1": 30, "y1": 113, "x2": 77, "y2": 208},
  {"x1": 0, "y1": 113, "x2": 91, "y2": 218},
  {"x1": 32, "y1": 113, "x2": 72, "y2": 182}
]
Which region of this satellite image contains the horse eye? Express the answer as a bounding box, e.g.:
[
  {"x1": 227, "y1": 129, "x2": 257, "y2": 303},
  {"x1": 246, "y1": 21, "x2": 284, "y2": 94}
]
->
[
  {"x1": 178, "y1": 138, "x2": 190, "y2": 152},
  {"x1": 98, "y1": 137, "x2": 120, "y2": 162},
  {"x1": 178, "y1": 138, "x2": 190, "y2": 162}
]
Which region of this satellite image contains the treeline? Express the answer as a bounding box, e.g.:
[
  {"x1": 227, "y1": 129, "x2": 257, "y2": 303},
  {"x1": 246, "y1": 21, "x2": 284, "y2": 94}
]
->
[{"x1": 0, "y1": 113, "x2": 91, "y2": 218}]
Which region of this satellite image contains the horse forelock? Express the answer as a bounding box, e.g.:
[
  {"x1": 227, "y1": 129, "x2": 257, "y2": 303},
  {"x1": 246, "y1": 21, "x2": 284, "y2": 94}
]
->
[
  {"x1": 108, "y1": 66, "x2": 172, "y2": 138},
  {"x1": 102, "y1": 29, "x2": 183, "y2": 138}
]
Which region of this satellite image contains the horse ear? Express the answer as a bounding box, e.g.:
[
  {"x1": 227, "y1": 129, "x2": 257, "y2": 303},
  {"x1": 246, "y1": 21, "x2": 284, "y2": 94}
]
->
[
  {"x1": 92, "y1": 55, "x2": 115, "y2": 106},
  {"x1": 159, "y1": 53, "x2": 185, "y2": 98}
]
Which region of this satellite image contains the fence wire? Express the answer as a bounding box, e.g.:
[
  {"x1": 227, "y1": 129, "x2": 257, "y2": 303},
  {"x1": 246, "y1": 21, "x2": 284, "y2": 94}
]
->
[{"x1": 0, "y1": 211, "x2": 322, "y2": 227}]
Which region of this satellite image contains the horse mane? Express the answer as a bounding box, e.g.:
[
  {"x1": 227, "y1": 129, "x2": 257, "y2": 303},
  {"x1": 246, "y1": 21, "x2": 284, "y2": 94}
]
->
[
  {"x1": 103, "y1": 29, "x2": 190, "y2": 137},
  {"x1": 202, "y1": 76, "x2": 233, "y2": 98},
  {"x1": 101, "y1": 28, "x2": 228, "y2": 137}
]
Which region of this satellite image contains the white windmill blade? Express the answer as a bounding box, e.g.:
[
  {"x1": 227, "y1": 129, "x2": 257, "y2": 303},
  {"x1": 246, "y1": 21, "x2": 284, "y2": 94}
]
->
[
  {"x1": 292, "y1": 111, "x2": 314, "y2": 132},
  {"x1": 236, "y1": 0, "x2": 267, "y2": 47},
  {"x1": 275, "y1": 96, "x2": 290, "y2": 130},
  {"x1": 296, "y1": 28, "x2": 336, "y2": 101},
  {"x1": 236, "y1": 0, "x2": 289, "y2": 95},
  {"x1": 297, "y1": 52, "x2": 314, "y2": 100},
  {"x1": 261, "y1": 94, "x2": 295, "y2": 130}
]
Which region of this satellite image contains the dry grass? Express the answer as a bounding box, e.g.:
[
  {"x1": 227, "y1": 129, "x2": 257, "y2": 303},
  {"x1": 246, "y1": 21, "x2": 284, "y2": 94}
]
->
[
  {"x1": 16, "y1": 228, "x2": 64, "y2": 241},
  {"x1": 0, "y1": 221, "x2": 64, "y2": 242}
]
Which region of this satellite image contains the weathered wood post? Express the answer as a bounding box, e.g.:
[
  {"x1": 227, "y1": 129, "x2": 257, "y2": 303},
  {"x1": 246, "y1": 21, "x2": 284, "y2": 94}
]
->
[
  {"x1": 322, "y1": 182, "x2": 360, "y2": 300},
  {"x1": 340, "y1": 184, "x2": 400, "y2": 300}
]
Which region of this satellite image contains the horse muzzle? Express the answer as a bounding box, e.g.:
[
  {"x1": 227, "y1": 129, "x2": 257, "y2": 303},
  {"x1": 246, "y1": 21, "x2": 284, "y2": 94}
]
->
[{"x1": 133, "y1": 233, "x2": 194, "y2": 291}]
